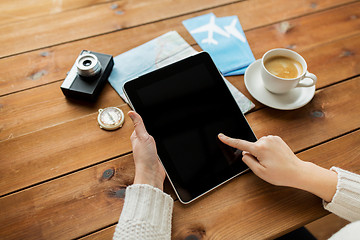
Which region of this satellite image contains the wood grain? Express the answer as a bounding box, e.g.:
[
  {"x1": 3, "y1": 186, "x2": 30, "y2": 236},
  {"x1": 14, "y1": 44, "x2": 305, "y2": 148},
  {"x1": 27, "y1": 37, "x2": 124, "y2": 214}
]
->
[
  {"x1": 0, "y1": 0, "x2": 354, "y2": 58},
  {"x1": 0, "y1": 82, "x2": 126, "y2": 141},
  {"x1": 0, "y1": 0, "x2": 111, "y2": 26},
  {"x1": 0, "y1": 0, "x2": 358, "y2": 96},
  {"x1": 0, "y1": 154, "x2": 134, "y2": 240},
  {"x1": 0, "y1": 103, "x2": 132, "y2": 196},
  {"x1": 306, "y1": 214, "x2": 350, "y2": 240},
  {"x1": 79, "y1": 225, "x2": 117, "y2": 240},
  {"x1": 0, "y1": 0, "x2": 237, "y2": 57},
  {"x1": 246, "y1": 78, "x2": 360, "y2": 151},
  {"x1": 246, "y1": 2, "x2": 360, "y2": 56},
  {"x1": 1, "y1": 129, "x2": 358, "y2": 240}
]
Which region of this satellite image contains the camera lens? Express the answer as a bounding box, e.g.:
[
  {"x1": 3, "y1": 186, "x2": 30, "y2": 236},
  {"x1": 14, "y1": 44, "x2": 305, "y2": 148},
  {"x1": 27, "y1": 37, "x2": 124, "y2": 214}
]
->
[
  {"x1": 83, "y1": 60, "x2": 92, "y2": 67},
  {"x1": 76, "y1": 53, "x2": 102, "y2": 78}
]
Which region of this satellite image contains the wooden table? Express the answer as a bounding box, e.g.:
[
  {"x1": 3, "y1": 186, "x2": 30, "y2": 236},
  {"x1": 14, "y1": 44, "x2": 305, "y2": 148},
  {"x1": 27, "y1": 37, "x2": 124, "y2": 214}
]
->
[{"x1": 1, "y1": 0, "x2": 359, "y2": 239}]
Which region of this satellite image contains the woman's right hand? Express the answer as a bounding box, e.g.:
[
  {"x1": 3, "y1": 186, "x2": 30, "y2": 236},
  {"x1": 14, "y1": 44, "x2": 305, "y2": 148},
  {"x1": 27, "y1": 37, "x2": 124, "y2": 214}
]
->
[
  {"x1": 218, "y1": 134, "x2": 338, "y2": 202},
  {"x1": 218, "y1": 134, "x2": 303, "y2": 187}
]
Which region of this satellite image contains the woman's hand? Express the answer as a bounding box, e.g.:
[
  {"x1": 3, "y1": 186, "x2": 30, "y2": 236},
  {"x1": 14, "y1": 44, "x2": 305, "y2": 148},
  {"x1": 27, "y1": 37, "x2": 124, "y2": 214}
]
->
[
  {"x1": 128, "y1": 111, "x2": 166, "y2": 190},
  {"x1": 218, "y1": 134, "x2": 337, "y2": 202},
  {"x1": 218, "y1": 134, "x2": 303, "y2": 187}
]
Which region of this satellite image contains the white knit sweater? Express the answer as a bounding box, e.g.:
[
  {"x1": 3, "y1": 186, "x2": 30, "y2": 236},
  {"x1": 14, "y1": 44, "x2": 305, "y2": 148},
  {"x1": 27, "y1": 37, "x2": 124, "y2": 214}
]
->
[
  {"x1": 113, "y1": 167, "x2": 360, "y2": 239},
  {"x1": 324, "y1": 167, "x2": 360, "y2": 239},
  {"x1": 113, "y1": 184, "x2": 173, "y2": 240}
]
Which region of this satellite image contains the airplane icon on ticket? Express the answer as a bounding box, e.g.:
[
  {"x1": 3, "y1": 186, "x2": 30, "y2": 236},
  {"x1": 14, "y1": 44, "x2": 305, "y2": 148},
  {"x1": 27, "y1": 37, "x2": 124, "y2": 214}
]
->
[
  {"x1": 224, "y1": 18, "x2": 246, "y2": 43},
  {"x1": 190, "y1": 15, "x2": 246, "y2": 45},
  {"x1": 190, "y1": 15, "x2": 229, "y2": 45}
]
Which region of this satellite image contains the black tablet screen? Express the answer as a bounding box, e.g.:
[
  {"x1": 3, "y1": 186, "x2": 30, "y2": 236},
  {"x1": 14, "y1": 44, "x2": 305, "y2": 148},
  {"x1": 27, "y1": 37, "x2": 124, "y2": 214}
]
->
[{"x1": 124, "y1": 52, "x2": 256, "y2": 203}]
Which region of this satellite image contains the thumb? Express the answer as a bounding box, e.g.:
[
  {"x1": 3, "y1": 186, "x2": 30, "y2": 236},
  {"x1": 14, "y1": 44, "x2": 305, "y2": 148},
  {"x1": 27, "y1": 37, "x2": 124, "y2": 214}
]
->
[
  {"x1": 128, "y1": 111, "x2": 149, "y2": 140},
  {"x1": 218, "y1": 133, "x2": 256, "y2": 154}
]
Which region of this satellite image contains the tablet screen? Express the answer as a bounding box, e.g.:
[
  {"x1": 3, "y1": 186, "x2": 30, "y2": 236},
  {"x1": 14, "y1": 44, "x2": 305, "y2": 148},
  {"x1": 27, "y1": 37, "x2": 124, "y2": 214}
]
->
[{"x1": 124, "y1": 52, "x2": 256, "y2": 203}]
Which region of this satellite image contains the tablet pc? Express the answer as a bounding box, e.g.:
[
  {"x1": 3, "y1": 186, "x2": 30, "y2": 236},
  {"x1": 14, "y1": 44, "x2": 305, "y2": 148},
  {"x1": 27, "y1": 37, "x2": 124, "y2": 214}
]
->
[{"x1": 123, "y1": 52, "x2": 257, "y2": 204}]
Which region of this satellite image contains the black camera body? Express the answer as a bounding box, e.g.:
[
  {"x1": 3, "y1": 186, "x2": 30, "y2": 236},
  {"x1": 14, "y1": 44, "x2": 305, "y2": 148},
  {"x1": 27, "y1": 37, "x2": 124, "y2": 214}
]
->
[{"x1": 61, "y1": 50, "x2": 114, "y2": 101}]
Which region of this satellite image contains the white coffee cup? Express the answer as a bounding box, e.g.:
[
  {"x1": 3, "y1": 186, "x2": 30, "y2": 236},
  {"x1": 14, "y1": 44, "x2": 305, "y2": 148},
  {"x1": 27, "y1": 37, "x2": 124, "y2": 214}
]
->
[{"x1": 261, "y1": 48, "x2": 317, "y2": 94}]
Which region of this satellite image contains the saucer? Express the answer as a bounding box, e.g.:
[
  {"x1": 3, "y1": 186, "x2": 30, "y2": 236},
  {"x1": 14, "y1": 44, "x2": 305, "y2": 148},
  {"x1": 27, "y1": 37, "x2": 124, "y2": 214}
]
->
[{"x1": 244, "y1": 59, "x2": 315, "y2": 110}]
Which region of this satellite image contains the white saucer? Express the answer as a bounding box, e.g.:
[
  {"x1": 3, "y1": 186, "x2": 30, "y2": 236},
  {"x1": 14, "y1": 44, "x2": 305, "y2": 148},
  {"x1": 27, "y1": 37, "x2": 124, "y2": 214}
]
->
[{"x1": 244, "y1": 59, "x2": 315, "y2": 110}]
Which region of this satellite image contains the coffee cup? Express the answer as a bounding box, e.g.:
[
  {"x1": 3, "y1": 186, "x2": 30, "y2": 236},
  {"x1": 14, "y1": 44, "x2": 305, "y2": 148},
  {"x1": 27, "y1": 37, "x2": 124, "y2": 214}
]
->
[{"x1": 261, "y1": 48, "x2": 317, "y2": 94}]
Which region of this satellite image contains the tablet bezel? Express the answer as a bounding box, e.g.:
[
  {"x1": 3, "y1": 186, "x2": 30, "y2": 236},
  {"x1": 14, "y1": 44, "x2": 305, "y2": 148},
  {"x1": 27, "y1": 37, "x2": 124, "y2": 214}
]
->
[{"x1": 123, "y1": 52, "x2": 257, "y2": 204}]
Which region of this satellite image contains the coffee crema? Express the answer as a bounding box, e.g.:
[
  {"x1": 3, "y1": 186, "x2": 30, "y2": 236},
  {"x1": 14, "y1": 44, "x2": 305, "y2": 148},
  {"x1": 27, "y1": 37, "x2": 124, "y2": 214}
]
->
[{"x1": 264, "y1": 56, "x2": 303, "y2": 79}]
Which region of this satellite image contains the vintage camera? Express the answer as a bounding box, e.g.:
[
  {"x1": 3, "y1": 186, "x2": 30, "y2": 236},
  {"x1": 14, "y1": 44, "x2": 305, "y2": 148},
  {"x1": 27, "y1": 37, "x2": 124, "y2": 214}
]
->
[{"x1": 61, "y1": 50, "x2": 114, "y2": 101}]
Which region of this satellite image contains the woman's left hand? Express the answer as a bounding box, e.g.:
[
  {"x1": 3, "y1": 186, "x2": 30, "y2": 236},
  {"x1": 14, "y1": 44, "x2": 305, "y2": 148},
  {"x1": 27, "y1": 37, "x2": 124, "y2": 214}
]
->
[{"x1": 128, "y1": 111, "x2": 166, "y2": 190}]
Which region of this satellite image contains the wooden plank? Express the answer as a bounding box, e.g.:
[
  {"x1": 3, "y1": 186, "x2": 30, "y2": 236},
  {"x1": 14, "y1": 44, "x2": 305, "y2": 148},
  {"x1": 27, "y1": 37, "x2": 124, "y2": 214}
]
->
[
  {"x1": 0, "y1": 154, "x2": 134, "y2": 240},
  {"x1": 0, "y1": 0, "x2": 354, "y2": 58},
  {"x1": 1, "y1": 1, "x2": 359, "y2": 96},
  {"x1": 305, "y1": 214, "x2": 350, "y2": 240},
  {"x1": 1, "y1": 32, "x2": 359, "y2": 141},
  {"x1": 246, "y1": 78, "x2": 360, "y2": 152},
  {"x1": 0, "y1": 103, "x2": 132, "y2": 196},
  {"x1": 0, "y1": 0, "x2": 238, "y2": 57},
  {"x1": 171, "y1": 130, "x2": 360, "y2": 240},
  {"x1": 79, "y1": 225, "x2": 117, "y2": 240},
  {"x1": 1, "y1": 129, "x2": 358, "y2": 240},
  {"x1": 0, "y1": 82, "x2": 125, "y2": 141},
  {"x1": 0, "y1": 75, "x2": 359, "y2": 198},
  {"x1": 0, "y1": 0, "x2": 111, "y2": 26},
  {"x1": 246, "y1": 2, "x2": 360, "y2": 56}
]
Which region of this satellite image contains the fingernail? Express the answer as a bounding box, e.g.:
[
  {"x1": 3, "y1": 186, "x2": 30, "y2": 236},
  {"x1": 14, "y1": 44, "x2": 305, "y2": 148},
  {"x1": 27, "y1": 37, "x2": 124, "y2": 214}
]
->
[
  {"x1": 218, "y1": 133, "x2": 225, "y2": 139},
  {"x1": 128, "y1": 111, "x2": 135, "y2": 120}
]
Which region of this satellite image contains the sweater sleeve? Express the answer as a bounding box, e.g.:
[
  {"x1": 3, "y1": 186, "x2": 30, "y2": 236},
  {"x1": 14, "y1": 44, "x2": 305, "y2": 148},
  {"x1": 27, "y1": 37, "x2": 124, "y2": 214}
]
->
[
  {"x1": 113, "y1": 184, "x2": 174, "y2": 240},
  {"x1": 323, "y1": 167, "x2": 360, "y2": 222}
]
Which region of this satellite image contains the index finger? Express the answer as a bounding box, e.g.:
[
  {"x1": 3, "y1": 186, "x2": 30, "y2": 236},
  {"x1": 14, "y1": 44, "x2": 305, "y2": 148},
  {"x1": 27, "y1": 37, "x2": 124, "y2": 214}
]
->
[
  {"x1": 218, "y1": 133, "x2": 256, "y2": 154},
  {"x1": 128, "y1": 111, "x2": 150, "y2": 140}
]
